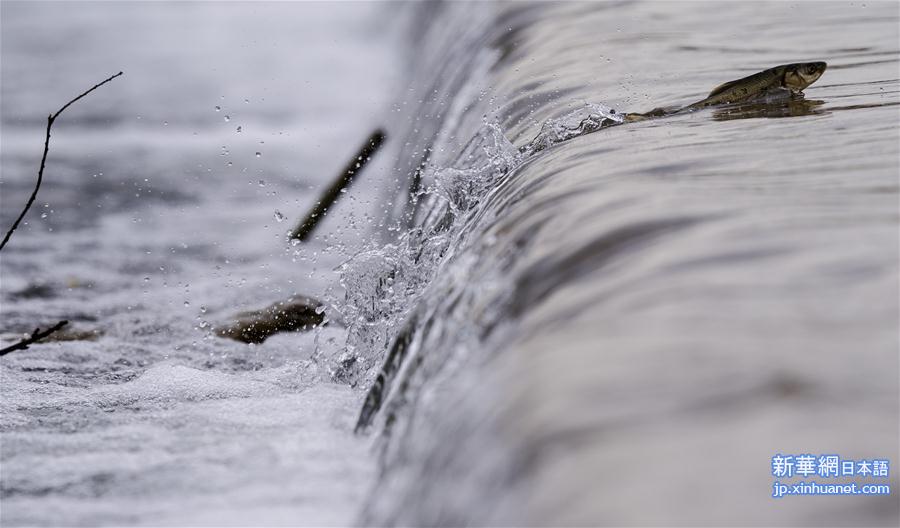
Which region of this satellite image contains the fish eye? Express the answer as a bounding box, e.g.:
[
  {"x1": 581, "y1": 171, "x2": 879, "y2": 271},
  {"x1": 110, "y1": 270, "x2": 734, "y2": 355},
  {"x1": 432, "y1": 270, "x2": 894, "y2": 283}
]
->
[{"x1": 805, "y1": 65, "x2": 818, "y2": 74}]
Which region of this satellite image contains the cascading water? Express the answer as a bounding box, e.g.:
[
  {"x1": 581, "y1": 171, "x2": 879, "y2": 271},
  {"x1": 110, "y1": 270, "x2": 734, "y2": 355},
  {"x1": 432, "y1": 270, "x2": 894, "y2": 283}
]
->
[
  {"x1": 335, "y1": 103, "x2": 623, "y2": 429},
  {"x1": 334, "y1": 2, "x2": 898, "y2": 526}
]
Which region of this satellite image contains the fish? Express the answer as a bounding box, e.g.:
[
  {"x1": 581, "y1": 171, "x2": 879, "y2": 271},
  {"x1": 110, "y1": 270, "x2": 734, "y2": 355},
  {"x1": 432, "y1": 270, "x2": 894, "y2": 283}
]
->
[{"x1": 625, "y1": 61, "x2": 827, "y2": 122}]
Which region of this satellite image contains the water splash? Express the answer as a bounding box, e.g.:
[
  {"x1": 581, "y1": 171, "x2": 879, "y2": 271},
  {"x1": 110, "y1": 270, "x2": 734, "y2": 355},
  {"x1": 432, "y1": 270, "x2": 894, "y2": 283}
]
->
[
  {"x1": 330, "y1": 103, "x2": 619, "y2": 398},
  {"x1": 520, "y1": 102, "x2": 623, "y2": 157},
  {"x1": 432, "y1": 121, "x2": 522, "y2": 212}
]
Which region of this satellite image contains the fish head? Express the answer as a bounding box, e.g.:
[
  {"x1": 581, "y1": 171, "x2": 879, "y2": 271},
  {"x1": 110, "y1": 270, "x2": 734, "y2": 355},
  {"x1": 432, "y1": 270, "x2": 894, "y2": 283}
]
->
[{"x1": 782, "y1": 62, "x2": 827, "y2": 93}]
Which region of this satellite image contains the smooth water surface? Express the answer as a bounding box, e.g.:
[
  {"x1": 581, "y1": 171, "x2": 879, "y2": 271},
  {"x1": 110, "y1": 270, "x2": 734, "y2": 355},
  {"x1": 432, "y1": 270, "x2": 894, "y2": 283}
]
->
[{"x1": 355, "y1": 2, "x2": 900, "y2": 525}]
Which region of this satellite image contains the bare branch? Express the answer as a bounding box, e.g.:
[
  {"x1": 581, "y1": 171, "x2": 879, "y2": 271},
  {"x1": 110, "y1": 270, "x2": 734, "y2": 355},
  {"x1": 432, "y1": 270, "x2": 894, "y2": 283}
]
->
[
  {"x1": 0, "y1": 71, "x2": 123, "y2": 252},
  {"x1": 0, "y1": 320, "x2": 69, "y2": 357},
  {"x1": 51, "y1": 71, "x2": 123, "y2": 121}
]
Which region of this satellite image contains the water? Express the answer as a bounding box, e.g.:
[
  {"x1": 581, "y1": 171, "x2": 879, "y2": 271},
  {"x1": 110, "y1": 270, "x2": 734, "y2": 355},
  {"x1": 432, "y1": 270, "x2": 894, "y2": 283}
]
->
[
  {"x1": 2, "y1": 1, "x2": 899, "y2": 526},
  {"x1": 1, "y1": 2, "x2": 400, "y2": 525},
  {"x1": 347, "y1": 2, "x2": 899, "y2": 525}
]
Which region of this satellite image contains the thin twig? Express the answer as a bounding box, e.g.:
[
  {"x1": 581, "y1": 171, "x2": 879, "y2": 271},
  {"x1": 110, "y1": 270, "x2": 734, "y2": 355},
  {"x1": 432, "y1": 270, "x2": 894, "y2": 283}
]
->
[
  {"x1": 0, "y1": 71, "x2": 123, "y2": 252},
  {"x1": 0, "y1": 320, "x2": 69, "y2": 357}
]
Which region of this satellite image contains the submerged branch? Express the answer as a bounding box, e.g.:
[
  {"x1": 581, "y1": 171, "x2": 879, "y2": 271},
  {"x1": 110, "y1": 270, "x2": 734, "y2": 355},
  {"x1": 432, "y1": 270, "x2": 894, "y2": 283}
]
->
[
  {"x1": 0, "y1": 320, "x2": 69, "y2": 357},
  {"x1": 0, "y1": 71, "x2": 123, "y2": 252}
]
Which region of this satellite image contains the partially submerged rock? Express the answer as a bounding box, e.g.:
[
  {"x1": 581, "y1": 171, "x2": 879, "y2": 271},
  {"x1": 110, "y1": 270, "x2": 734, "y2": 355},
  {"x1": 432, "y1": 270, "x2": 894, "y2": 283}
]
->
[
  {"x1": 216, "y1": 295, "x2": 326, "y2": 344},
  {"x1": 40, "y1": 327, "x2": 103, "y2": 342}
]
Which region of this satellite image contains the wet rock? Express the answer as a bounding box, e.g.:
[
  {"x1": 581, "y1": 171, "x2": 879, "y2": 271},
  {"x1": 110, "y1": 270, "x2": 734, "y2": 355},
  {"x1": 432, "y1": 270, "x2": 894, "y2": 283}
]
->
[
  {"x1": 41, "y1": 328, "x2": 104, "y2": 343},
  {"x1": 9, "y1": 283, "x2": 56, "y2": 300},
  {"x1": 216, "y1": 295, "x2": 326, "y2": 344}
]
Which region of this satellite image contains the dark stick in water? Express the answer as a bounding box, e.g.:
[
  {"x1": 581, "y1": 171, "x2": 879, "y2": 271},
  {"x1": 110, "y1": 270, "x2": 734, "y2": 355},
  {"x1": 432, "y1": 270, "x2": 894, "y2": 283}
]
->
[
  {"x1": 290, "y1": 128, "x2": 386, "y2": 241},
  {"x1": 0, "y1": 320, "x2": 69, "y2": 357}
]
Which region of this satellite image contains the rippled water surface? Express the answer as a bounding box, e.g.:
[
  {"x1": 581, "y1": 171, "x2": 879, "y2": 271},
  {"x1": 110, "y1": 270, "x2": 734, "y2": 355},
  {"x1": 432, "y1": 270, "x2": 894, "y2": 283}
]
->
[
  {"x1": 2, "y1": 2, "x2": 399, "y2": 525},
  {"x1": 2, "y1": 1, "x2": 899, "y2": 526}
]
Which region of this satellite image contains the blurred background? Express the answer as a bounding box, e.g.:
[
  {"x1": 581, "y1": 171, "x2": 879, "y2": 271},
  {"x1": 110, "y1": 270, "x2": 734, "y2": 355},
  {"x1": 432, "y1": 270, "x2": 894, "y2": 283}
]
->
[{"x1": 2, "y1": 2, "x2": 402, "y2": 525}]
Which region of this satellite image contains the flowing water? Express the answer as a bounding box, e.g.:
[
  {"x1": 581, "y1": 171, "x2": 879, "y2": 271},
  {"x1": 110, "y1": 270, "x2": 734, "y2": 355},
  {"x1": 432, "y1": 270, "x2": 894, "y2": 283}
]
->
[
  {"x1": 1, "y1": 2, "x2": 400, "y2": 525},
  {"x1": 2, "y1": 1, "x2": 899, "y2": 526}
]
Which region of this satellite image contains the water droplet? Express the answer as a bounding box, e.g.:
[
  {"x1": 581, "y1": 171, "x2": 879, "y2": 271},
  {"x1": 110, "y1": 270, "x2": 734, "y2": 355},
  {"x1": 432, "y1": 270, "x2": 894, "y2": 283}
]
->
[
  {"x1": 215, "y1": 106, "x2": 221, "y2": 112},
  {"x1": 184, "y1": 301, "x2": 190, "y2": 307},
  {"x1": 40, "y1": 213, "x2": 48, "y2": 218},
  {"x1": 258, "y1": 179, "x2": 266, "y2": 187},
  {"x1": 255, "y1": 151, "x2": 262, "y2": 157},
  {"x1": 200, "y1": 306, "x2": 207, "y2": 313},
  {"x1": 224, "y1": 115, "x2": 230, "y2": 122},
  {"x1": 143, "y1": 277, "x2": 150, "y2": 282},
  {"x1": 315, "y1": 305, "x2": 326, "y2": 314},
  {"x1": 274, "y1": 210, "x2": 286, "y2": 222},
  {"x1": 236, "y1": 126, "x2": 242, "y2": 133}
]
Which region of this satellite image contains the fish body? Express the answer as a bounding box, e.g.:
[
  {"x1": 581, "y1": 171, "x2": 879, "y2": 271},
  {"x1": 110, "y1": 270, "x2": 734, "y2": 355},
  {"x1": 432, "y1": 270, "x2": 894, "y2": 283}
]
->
[
  {"x1": 625, "y1": 61, "x2": 827, "y2": 122},
  {"x1": 686, "y1": 61, "x2": 827, "y2": 108}
]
